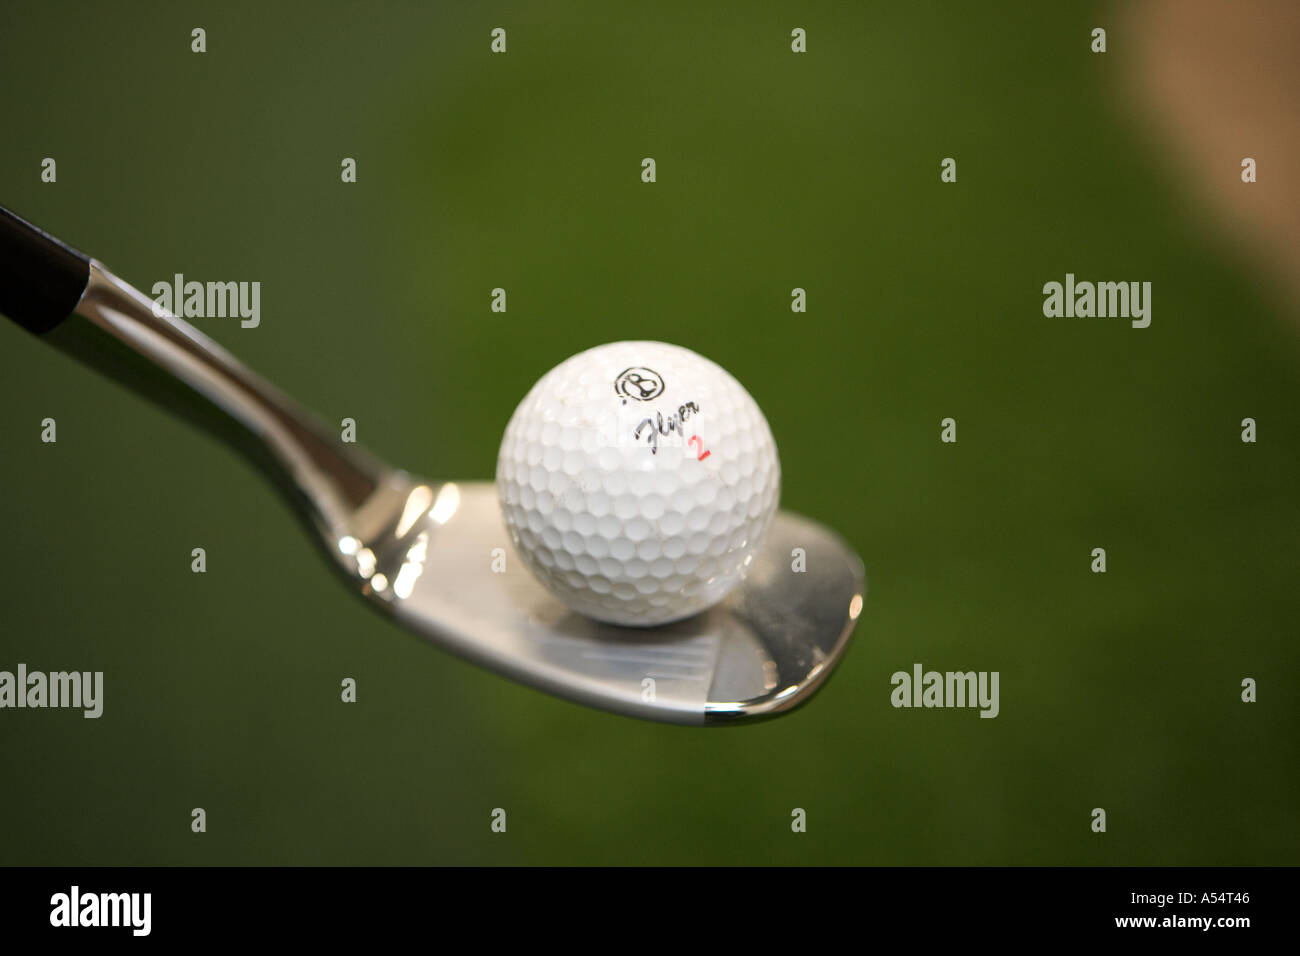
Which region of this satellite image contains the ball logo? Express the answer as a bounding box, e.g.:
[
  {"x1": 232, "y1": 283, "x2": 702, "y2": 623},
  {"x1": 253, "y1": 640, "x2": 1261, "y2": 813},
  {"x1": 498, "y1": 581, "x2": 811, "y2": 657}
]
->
[{"x1": 614, "y1": 367, "x2": 665, "y2": 403}]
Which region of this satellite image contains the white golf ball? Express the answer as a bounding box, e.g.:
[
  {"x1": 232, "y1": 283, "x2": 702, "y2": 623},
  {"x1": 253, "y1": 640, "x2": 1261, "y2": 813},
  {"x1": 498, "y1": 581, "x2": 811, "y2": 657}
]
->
[{"x1": 496, "y1": 341, "x2": 781, "y2": 626}]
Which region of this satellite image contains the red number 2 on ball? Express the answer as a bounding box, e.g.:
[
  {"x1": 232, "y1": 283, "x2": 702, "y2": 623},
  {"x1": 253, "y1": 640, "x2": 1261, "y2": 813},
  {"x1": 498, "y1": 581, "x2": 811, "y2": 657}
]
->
[{"x1": 689, "y1": 435, "x2": 711, "y2": 461}]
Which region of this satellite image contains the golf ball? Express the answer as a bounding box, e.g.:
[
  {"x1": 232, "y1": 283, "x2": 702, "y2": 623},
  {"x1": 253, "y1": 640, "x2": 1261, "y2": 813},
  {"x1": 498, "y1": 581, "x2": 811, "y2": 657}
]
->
[{"x1": 496, "y1": 341, "x2": 780, "y2": 626}]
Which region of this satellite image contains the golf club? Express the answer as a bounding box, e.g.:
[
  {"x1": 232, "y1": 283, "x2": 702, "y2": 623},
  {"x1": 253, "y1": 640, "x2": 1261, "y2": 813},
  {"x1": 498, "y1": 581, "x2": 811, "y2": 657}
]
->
[{"x1": 0, "y1": 205, "x2": 865, "y2": 724}]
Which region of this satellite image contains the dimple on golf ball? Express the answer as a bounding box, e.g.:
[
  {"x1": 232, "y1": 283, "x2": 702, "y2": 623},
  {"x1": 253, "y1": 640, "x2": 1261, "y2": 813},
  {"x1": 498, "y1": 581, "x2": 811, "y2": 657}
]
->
[{"x1": 496, "y1": 341, "x2": 781, "y2": 626}]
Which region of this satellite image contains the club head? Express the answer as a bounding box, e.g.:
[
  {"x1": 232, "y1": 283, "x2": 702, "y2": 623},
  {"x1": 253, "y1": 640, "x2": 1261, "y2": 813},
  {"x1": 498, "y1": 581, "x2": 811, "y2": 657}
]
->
[{"x1": 334, "y1": 479, "x2": 865, "y2": 725}]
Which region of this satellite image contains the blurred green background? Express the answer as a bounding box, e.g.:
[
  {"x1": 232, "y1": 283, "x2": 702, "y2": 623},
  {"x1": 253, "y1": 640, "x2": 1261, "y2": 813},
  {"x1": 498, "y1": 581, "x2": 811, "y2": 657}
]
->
[{"x1": 1, "y1": 1, "x2": 1296, "y2": 865}]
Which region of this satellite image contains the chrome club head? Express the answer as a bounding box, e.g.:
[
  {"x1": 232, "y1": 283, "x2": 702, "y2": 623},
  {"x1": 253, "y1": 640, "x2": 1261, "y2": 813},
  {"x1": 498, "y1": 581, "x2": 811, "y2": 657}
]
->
[{"x1": 337, "y1": 477, "x2": 863, "y2": 724}]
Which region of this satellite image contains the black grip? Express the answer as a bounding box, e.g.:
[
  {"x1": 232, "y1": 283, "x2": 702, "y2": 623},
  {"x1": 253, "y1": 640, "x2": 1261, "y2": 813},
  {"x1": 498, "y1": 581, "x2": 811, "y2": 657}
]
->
[{"x1": 0, "y1": 205, "x2": 92, "y2": 334}]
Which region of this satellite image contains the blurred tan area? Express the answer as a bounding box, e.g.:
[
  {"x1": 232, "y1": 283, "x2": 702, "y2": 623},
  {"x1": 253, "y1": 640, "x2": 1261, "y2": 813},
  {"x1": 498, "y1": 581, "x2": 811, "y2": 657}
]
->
[{"x1": 1126, "y1": 0, "x2": 1300, "y2": 307}]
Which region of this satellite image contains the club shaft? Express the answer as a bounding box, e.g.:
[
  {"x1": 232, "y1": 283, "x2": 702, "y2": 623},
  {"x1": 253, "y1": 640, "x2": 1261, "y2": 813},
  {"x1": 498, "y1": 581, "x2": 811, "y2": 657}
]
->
[{"x1": 0, "y1": 204, "x2": 382, "y2": 537}]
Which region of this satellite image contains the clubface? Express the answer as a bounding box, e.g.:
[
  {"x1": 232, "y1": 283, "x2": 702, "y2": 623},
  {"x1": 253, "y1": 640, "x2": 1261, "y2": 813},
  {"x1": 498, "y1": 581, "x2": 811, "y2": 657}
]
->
[{"x1": 335, "y1": 478, "x2": 865, "y2": 724}]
